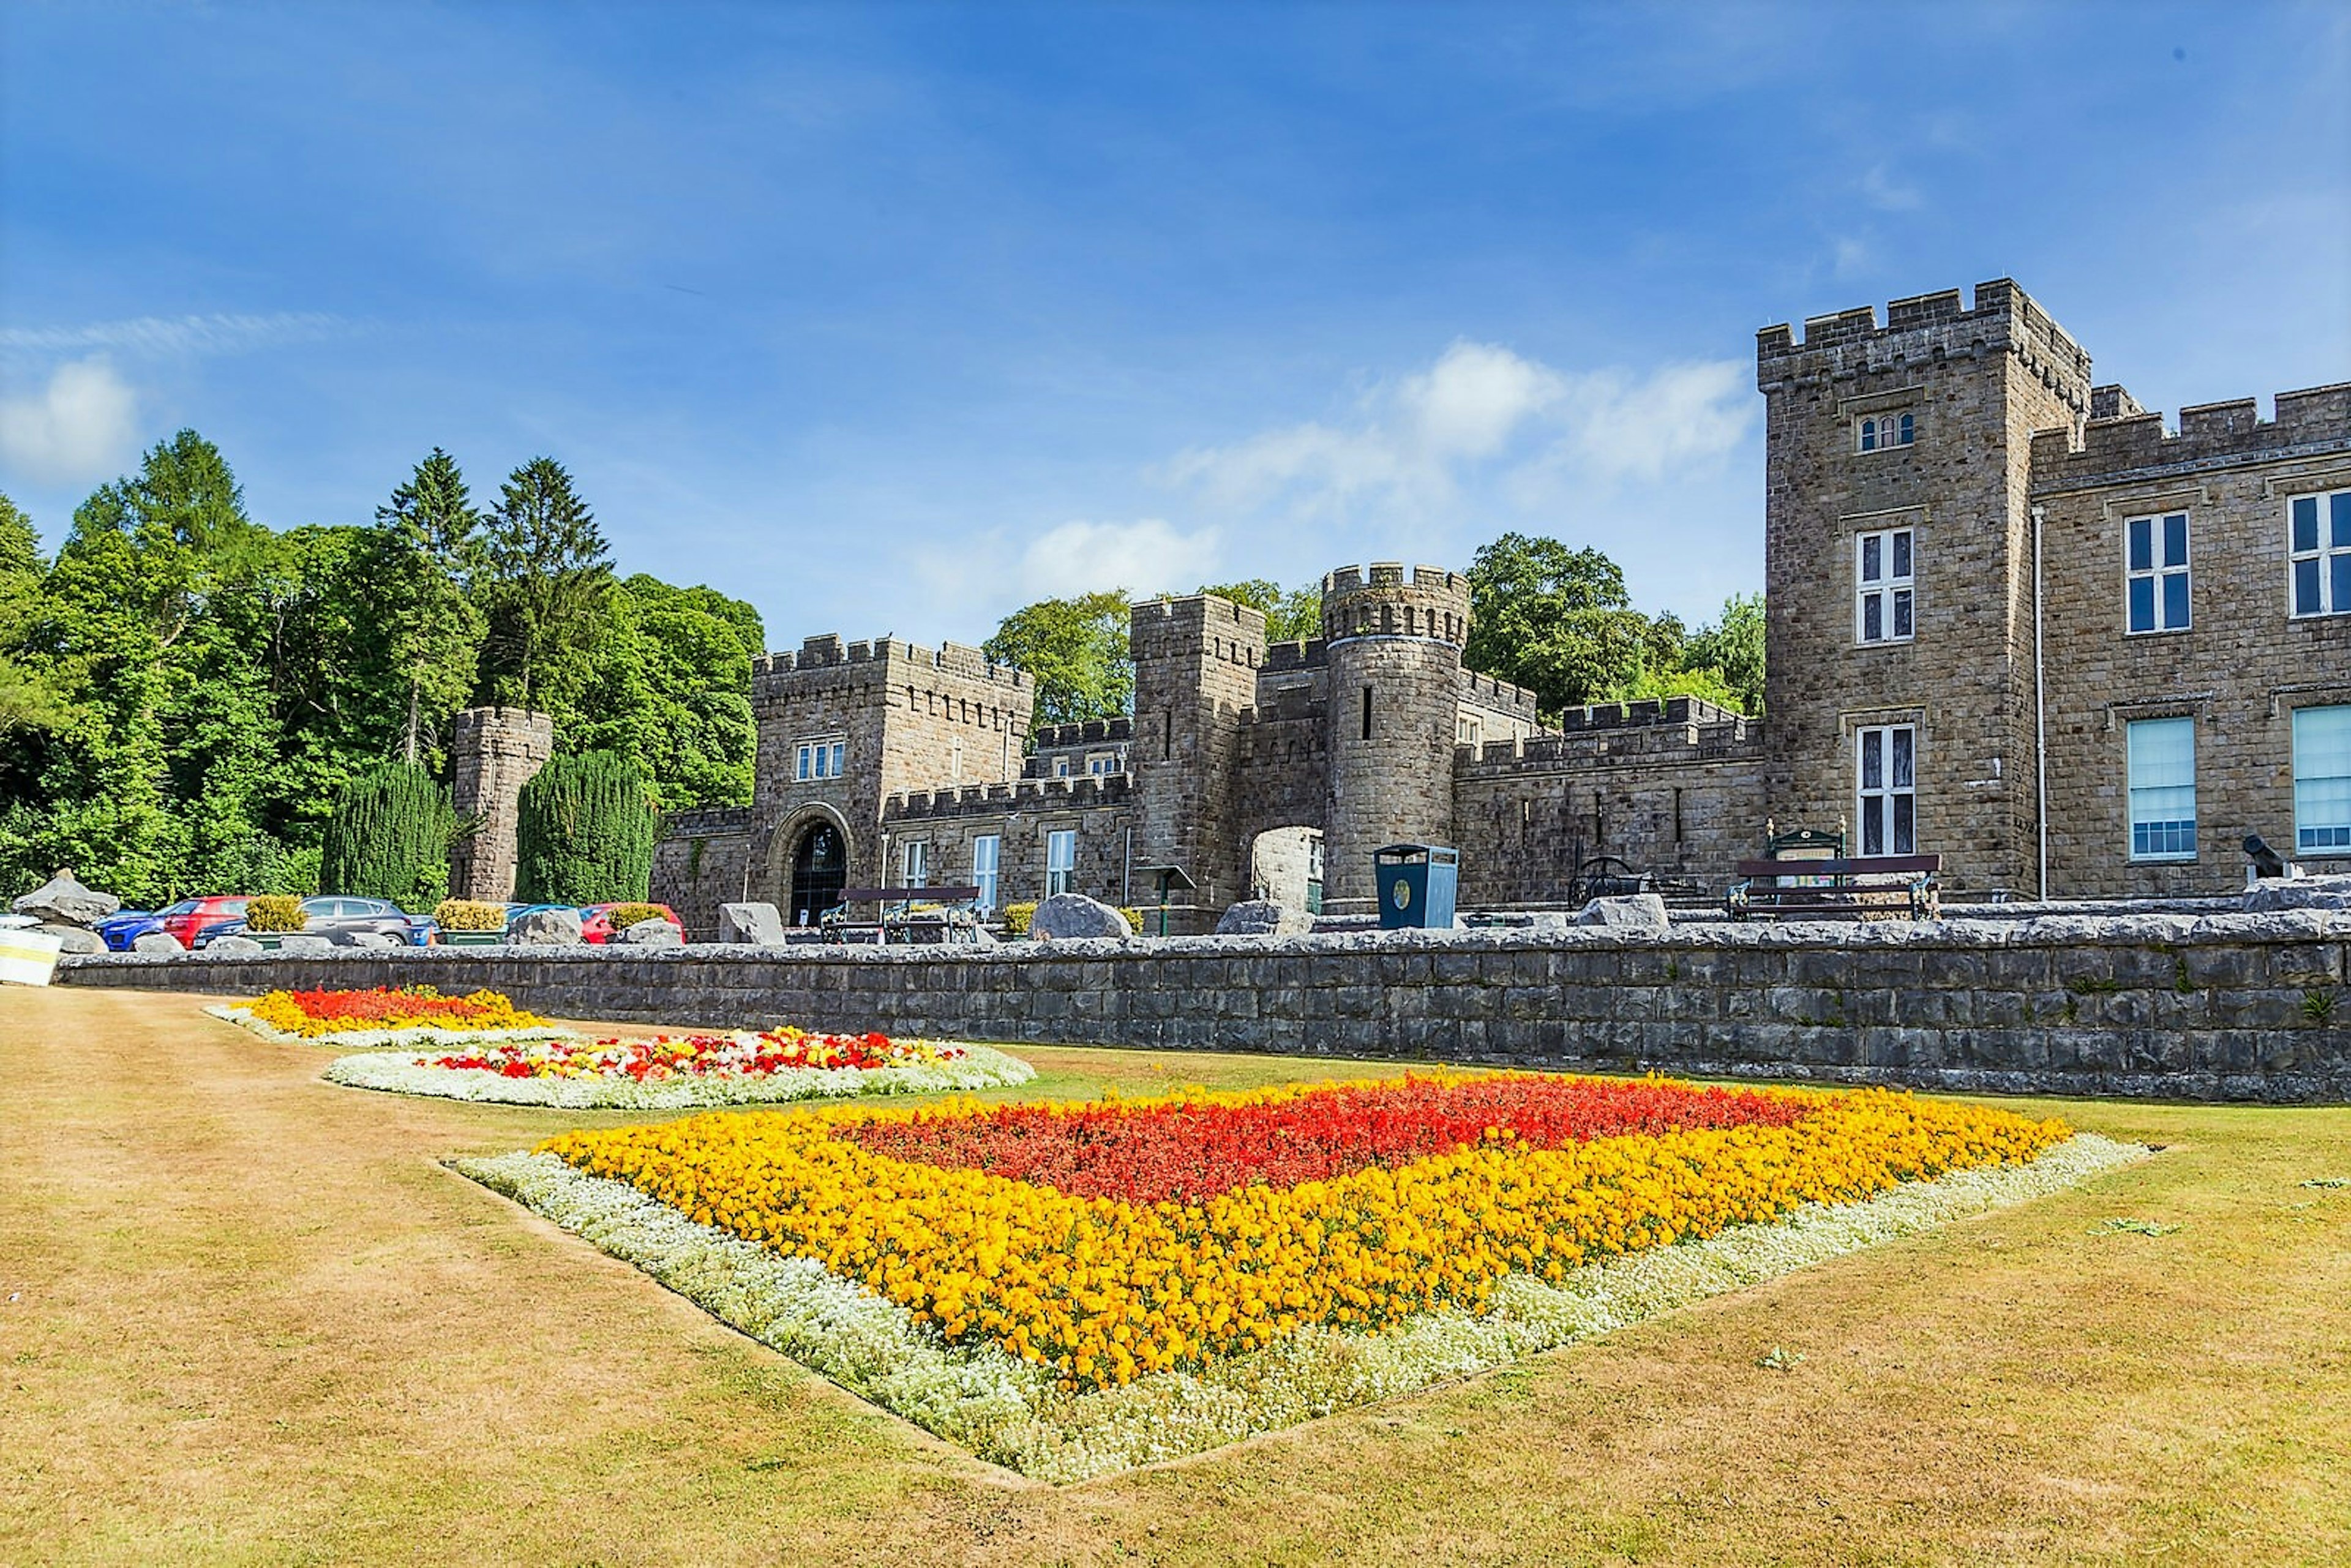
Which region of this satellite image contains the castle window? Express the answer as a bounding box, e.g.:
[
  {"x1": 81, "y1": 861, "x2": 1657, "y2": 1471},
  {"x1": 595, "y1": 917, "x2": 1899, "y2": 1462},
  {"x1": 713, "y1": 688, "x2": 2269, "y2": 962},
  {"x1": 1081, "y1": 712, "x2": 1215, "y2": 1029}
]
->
[
  {"x1": 2126, "y1": 717, "x2": 2197, "y2": 861},
  {"x1": 1086, "y1": 752, "x2": 1117, "y2": 775},
  {"x1": 1855, "y1": 724, "x2": 1916, "y2": 857},
  {"x1": 2294, "y1": 706, "x2": 2351, "y2": 853},
  {"x1": 901, "y1": 839, "x2": 929, "y2": 888},
  {"x1": 1857, "y1": 412, "x2": 1915, "y2": 453},
  {"x1": 794, "y1": 737, "x2": 847, "y2": 781},
  {"x1": 1362, "y1": 686, "x2": 1374, "y2": 740},
  {"x1": 1458, "y1": 714, "x2": 1483, "y2": 748},
  {"x1": 1054, "y1": 756, "x2": 1072, "y2": 778},
  {"x1": 972, "y1": 834, "x2": 1000, "y2": 910},
  {"x1": 2126, "y1": 512, "x2": 2191, "y2": 634},
  {"x1": 2289, "y1": 490, "x2": 2351, "y2": 618},
  {"x1": 1045, "y1": 829, "x2": 1076, "y2": 896},
  {"x1": 1854, "y1": 528, "x2": 1914, "y2": 645}
]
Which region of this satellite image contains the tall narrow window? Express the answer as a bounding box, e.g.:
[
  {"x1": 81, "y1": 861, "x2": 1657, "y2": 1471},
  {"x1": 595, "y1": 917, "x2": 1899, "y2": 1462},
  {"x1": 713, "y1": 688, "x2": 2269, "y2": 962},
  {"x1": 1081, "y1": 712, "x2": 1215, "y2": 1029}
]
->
[
  {"x1": 1855, "y1": 724, "x2": 1916, "y2": 857},
  {"x1": 1856, "y1": 528, "x2": 1914, "y2": 645},
  {"x1": 1045, "y1": 829, "x2": 1076, "y2": 896},
  {"x1": 2126, "y1": 717, "x2": 2197, "y2": 861},
  {"x1": 2289, "y1": 490, "x2": 2351, "y2": 618},
  {"x1": 2126, "y1": 512, "x2": 2191, "y2": 632},
  {"x1": 1362, "y1": 686, "x2": 1374, "y2": 740},
  {"x1": 972, "y1": 834, "x2": 1000, "y2": 911},
  {"x1": 901, "y1": 839, "x2": 929, "y2": 887},
  {"x1": 2294, "y1": 705, "x2": 2351, "y2": 852}
]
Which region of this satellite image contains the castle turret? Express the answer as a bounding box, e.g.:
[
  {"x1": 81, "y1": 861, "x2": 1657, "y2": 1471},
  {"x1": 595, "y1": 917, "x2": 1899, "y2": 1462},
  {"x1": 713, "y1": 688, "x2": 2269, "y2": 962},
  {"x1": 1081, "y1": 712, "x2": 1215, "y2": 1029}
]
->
[
  {"x1": 1129, "y1": 592, "x2": 1267, "y2": 929},
  {"x1": 1318, "y1": 563, "x2": 1469, "y2": 912},
  {"x1": 448, "y1": 706, "x2": 555, "y2": 902}
]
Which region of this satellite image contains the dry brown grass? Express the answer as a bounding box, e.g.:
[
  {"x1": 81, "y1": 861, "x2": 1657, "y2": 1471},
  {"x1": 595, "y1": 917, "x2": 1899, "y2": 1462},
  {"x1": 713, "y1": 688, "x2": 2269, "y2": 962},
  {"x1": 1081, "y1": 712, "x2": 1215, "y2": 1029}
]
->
[{"x1": 2, "y1": 985, "x2": 2347, "y2": 1566}]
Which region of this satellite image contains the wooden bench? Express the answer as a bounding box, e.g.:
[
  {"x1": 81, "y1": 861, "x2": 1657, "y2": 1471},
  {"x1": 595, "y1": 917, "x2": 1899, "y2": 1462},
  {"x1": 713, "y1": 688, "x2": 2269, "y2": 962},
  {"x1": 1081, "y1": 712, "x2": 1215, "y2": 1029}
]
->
[
  {"x1": 820, "y1": 887, "x2": 987, "y2": 945},
  {"x1": 1728, "y1": 854, "x2": 1942, "y2": 921}
]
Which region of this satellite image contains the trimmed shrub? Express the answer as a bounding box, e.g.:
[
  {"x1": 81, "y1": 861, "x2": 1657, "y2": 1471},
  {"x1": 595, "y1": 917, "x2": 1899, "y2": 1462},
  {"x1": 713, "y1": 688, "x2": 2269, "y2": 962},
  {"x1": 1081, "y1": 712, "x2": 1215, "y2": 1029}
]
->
[
  {"x1": 514, "y1": 751, "x2": 660, "y2": 906},
  {"x1": 321, "y1": 763, "x2": 459, "y2": 909},
  {"x1": 434, "y1": 899, "x2": 509, "y2": 932},
  {"x1": 605, "y1": 902, "x2": 669, "y2": 929},
  {"x1": 244, "y1": 894, "x2": 308, "y2": 933}
]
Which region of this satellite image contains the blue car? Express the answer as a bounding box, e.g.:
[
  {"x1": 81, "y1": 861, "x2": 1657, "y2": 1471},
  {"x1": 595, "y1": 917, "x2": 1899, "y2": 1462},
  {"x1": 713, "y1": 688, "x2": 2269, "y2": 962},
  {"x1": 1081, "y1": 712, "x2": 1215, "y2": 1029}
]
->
[{"x1": 99, "y1": 900, "x2": 196, "y2": 951}]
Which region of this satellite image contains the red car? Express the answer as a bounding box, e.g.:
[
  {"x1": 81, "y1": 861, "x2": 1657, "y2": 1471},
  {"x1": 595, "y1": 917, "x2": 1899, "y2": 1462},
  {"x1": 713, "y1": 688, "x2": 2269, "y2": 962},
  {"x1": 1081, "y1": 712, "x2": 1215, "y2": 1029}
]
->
[
  {"x1": 161, "y1": 895, "x2": 250, "y2": 948},
  {"x1": 579, "y1": 902, "x2": 681, "y2": 943}
]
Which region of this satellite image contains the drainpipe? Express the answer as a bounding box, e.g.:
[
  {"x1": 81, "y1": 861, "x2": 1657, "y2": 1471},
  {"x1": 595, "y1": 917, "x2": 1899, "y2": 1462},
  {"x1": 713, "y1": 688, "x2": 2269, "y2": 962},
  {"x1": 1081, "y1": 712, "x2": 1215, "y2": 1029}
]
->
[{"x1": 2032, "y1": 503, "x2": 2049, "y2": 903}]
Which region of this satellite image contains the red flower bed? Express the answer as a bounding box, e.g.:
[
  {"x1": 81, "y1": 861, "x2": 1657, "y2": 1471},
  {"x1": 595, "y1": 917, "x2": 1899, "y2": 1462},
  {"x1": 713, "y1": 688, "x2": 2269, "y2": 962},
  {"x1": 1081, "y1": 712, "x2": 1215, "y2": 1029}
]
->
[
  {"x1": 427, "y1": 1028, "x2": 964, "y2": 1082},
  {"x1": 838, "y1": 1073, "x2": 1813, "y2": 1205}
]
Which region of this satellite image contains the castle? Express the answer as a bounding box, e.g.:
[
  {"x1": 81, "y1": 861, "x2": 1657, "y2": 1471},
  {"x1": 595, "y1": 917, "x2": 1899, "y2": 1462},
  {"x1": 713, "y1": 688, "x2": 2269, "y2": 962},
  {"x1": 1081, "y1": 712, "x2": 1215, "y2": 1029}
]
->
[{"x1": 514, "y1": 278, "x2": 2344, "y2": 937}]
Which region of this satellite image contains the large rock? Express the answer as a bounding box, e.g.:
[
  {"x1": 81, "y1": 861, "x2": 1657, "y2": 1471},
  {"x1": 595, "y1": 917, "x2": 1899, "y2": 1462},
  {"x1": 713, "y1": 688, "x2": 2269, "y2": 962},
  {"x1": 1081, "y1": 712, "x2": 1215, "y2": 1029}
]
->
[
  {"x1": 343, "y1": 931, "x2": 401, "y2": 949},
  {"x1": 12, "y1": 870, "x2": 119, "y2": 928},
  {"x1": 615, "y1": 917, "x2": 684, "y2": 947},
  {"x1": 510, "y1": 907, "x2": 584, "y2": 945},
  {"x1": 204, "y1": 936, "x2": 265, "y2": 958},
  {"x1": 1573, "y1": 893, "x2": 1671, "y2": 930},
  {"x1": 37, "y1": 923, "x2": 104, "y2": 954},
  {"x1": 2244, "y1": 873, "x2": 2351, "y2": 913},
  {"x1": 276, "y1": 934, "x2": 336, "y2": 955},
  {"x1": 1030, "y1": 893, "x2": 1133, "y2": 940},
  {"x1": 719, "y1": 901, "x2": 786, "y2": 945},
  {"x1": 1214, "y1": 899, "x2": 1313, "y2": 937},
  {"x1": 132, "y1": 931, "x2": 186, "y2": 955}
]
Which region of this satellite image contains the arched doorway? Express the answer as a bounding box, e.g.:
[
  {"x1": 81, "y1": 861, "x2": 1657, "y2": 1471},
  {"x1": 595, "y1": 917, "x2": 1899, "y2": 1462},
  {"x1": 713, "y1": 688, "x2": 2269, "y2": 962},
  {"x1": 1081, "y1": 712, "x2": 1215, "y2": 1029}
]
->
[{"x1": 787, "y1": 822, "x2": 847, "y2": 929}]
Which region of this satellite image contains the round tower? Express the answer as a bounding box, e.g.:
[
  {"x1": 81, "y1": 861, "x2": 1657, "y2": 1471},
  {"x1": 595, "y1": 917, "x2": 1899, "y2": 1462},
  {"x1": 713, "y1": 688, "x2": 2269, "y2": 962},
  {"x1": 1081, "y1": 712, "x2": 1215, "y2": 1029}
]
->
[
  {"x1": 1318, "y1": 563, "x2": 1470, "y2": 913},
  {"x1": 448, "y1": 706, "x2": 556, "y2": 903}
]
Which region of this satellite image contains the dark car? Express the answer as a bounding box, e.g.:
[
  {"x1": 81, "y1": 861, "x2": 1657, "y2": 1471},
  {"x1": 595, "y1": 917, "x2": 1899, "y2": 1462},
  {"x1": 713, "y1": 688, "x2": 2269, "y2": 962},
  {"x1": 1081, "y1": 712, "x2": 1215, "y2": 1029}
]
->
[{"x1": 197, "y1": 895, "x2": 435, "y2": 948}]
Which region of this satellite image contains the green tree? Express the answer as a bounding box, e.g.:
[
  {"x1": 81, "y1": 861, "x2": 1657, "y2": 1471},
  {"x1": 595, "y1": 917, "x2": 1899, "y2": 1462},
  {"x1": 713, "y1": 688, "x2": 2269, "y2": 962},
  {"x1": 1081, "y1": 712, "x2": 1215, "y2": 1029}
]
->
[
  {"x1": 983, "y1": 590, "x2": 1134, "y2": 727},
  {"x1": 566, "y1": 574, "x2": 762, "y2": 809},
  {"x1": 1681, "y1": 592, "x2": 1766, "y2": 714},
  {"x1": 514, "y1": 749, "x2": 659, "y2": 904},
  {"x1": 1197, "y1": 579, "x2": 1321, "y2": 642},
  {"x1": 320, "y1": 762, "x2": 459, "y2": 907},
  {"x1": 375, "y1": 449, "x2": 486, "y2": 765},
  {"x1": 1463, "y1": 533, "x2": 1649, "y2": 715},
  {"x1": 0, "y1": 494, "x2": 66, "y2": 738},
  {"x1": 475, "y1": 457, "x2": 612, "y2": 711}
]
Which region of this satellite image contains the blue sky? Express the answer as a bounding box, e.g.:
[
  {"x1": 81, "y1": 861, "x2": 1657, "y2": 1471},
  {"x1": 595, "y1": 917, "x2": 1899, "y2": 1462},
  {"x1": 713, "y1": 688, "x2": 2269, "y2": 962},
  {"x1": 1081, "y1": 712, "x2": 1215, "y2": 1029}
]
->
[{"x1": 3, "y1": 1, "x2": 2346, "y2": 647}]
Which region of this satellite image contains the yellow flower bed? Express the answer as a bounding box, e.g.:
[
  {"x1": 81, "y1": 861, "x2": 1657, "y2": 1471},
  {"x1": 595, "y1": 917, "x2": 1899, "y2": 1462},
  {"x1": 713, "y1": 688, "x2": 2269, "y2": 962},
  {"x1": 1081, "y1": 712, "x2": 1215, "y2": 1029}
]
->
[
  {"x1": 245, "y1": 985, "x2": 554, "y2": 1038},
  {"x1": 539, "y1": 1076, "x2": 2068, "y2": 1392}
]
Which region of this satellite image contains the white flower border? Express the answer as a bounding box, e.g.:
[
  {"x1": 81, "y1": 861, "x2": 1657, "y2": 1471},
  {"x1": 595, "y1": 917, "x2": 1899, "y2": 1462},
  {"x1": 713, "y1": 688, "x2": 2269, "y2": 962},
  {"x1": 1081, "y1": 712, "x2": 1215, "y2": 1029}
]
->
[
  {"x1": 335, "y1": 1040, "x2": 1037, "y2": 1108},
  {"x1": 454, "y1": 1132, "x2": 2146, "y2": 1482},
  {"x1": 204, "y1": 1002, "x2": 579, "y2": 1050}
]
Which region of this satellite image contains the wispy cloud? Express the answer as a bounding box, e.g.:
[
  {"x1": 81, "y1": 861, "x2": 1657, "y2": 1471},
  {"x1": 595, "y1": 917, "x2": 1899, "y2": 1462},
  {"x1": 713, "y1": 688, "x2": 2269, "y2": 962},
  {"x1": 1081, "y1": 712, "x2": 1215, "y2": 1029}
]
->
[
  {"x1": 1016, "y1": 517, "x2": 1223, "y2": 600},
  {"x1": 0, "y1": 311, "x2": 351, "y2": 358},
  {"x1": 0, "y1": 357, "x2": 140, "y2": 486}
]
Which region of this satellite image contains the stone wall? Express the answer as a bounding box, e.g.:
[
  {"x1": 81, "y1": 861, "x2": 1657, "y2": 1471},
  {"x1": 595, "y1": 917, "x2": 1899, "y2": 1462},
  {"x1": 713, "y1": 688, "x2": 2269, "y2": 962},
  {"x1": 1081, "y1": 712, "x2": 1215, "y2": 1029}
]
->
[
  {"x1": 448, "y1": 707, "x2": 555, "y2": 903},
  {"x1": 71, "y1": 911, "x2": 2351, "y2": 1102},
  {"x1": 651, "y1": 806, "x2": 757, "y2": 939},
  {"x1": 2031, "y1": 383, "x2": 2351, "y2": 898}
]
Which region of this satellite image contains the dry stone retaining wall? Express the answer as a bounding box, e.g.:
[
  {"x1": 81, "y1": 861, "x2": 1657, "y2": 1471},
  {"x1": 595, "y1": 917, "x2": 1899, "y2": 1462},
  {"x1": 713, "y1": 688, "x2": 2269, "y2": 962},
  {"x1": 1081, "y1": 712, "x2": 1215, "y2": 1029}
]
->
[{"x1": 64, "y1": 913, "x2": 2350, "y2": 1102}]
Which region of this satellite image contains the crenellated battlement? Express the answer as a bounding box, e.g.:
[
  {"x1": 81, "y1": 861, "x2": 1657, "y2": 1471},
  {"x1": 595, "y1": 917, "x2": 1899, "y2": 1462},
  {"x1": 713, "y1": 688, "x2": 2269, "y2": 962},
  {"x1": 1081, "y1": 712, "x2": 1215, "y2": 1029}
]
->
[
  {"x1": 1029, "y1": 715, "x2": 1133, "y2": 751},
  {"x1": 1458, "y1": 668, "x2": 1542, "y2": 721},
  {"x1": 2030, "y1": 381, "x2": 2351, "y2": 492},
  {"x1": 882, "y1": 771, "x2": 1133, "y2": 823},
  {"x1": 1757, "y1": 279, "x2": 2092, "y2": 411},
  {"x1": 751, "y1": 634, "x2": 1030, "y2": 687},
  {"x1": 1262, "y1": 637, "x2": 1329, "y2": 673},
  {"x1": 1456, "y1": 698, "x2": 1763, "y2": 775},
  {"x1": 1319, "y1": 561, "x2": 1471, "y2": 645}
]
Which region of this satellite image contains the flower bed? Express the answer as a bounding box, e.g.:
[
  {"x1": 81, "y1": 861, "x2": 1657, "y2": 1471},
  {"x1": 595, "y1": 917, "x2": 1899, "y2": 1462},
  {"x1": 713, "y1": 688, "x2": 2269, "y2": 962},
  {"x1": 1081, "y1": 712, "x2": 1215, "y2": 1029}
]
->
[
  {"x1": 326, "y1": 1027, "x2": 1035, "y2": 1108},
  {"x1": 206, "y1": 986, "x2": 574, "y2": 1049},
  {"x1": 465, "y1": 1071, "x2": 2141, "y2": 1476}
]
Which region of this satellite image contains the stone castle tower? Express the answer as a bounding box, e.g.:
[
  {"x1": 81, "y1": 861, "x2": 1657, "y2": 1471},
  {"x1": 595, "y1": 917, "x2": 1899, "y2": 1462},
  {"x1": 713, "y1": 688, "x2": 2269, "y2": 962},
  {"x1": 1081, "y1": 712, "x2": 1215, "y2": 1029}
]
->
[
  {"x1": 448, "y1": 706, "x2": 555, "y2": 903},
  {"x1": 1757, "y1": 280, "x2": 2091, "y2": 894},
  {"x1": 1317, "y1": 564, "x2": 1472, "y2": 909},
  {"x1": 1130, "y1": 593, "x2": 1268, "y2": 911}
]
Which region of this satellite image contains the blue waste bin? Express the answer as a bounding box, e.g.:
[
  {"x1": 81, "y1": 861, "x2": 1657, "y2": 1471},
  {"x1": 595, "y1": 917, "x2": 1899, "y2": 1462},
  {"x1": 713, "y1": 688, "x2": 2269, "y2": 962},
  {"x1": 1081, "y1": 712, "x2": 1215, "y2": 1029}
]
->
[{"x1": 1374, "y1": 844, "x2": 1458, "y2": 929}]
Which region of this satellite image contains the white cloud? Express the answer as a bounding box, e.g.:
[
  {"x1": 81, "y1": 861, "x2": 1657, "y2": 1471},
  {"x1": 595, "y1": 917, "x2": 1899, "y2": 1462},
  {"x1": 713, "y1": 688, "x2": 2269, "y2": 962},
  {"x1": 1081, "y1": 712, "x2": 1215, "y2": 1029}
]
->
[
  {"x1": 1534, "y1": 360, "x2": 1754, "y2": 484},
  {"x1": 0, "y1": 357, "x2": 140, "y2": 486},
  {"x1": 0, "y1": 311, "x2": 348, "y2": 358},
  {"x1": 1017, "y1": 517, "x2": 1223, "y2": 600}
]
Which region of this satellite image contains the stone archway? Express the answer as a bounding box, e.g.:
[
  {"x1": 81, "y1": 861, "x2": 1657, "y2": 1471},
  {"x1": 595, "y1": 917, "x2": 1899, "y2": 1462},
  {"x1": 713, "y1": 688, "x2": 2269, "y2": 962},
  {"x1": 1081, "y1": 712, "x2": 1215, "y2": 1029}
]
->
[{"x1": 785, "y1": 820, "x2": 849, "y2": 929}]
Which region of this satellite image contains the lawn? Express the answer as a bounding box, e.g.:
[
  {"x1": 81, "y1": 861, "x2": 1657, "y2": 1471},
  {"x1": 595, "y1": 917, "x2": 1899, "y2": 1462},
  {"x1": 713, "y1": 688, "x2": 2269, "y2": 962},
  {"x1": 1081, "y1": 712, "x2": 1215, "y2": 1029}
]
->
[{"x1": 2, "y1": 984, "x2": 2347, "y2": 1565}]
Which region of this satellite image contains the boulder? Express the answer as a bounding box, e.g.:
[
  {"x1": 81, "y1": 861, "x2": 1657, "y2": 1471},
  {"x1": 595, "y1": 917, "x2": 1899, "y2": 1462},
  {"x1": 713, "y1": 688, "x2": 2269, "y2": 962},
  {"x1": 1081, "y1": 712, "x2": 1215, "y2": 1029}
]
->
[
  {"x1": 1029, "y1": 893, "x2": 1133, "y2": 941},
  {"x1": 615, "y1": 917, "x2": 685, "y2": 947},
  {"x1": 2244, "y1": 873, "x2": 2351, "y2": 913},
  {"x1": 1214, "y1": 899, "x2": 1313, "y2": 937},
  {"x1": 204, "y1": 936, "x2": 265, "y2": 958},
  {"x1": 12, "y1": 870, "x2": 119, "y2": 928},
  {"x1": 276, "y1": 934, "x2": 336, "y2": 955},
  {"x1": 510, "y1": 907, "x2": 584, "y2": 945},
  {"x1": 132, "y1": 931, "x2": 186, "y2": 955},
  {"x1": 343, "y1": 931, "x2": 400, "y2": 949},
  {"x1": 1572, "y1": 893, "x2": 1671, "y2": 930},
  {"x1": 719, "y1": 901, "x2": 787, "y2": 945},
  {"x1": 37, "y1": 923, "x2": 104, "y2": 954}
]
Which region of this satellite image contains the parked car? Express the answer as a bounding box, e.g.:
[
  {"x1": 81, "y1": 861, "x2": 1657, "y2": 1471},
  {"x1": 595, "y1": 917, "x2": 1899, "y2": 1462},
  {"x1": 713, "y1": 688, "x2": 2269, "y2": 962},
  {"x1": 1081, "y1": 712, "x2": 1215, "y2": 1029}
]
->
[
  {"x1": 162, "y1": 895, "x2": 250, "y2": 948},
  {"x1": 99, "y1": 903, "x2": 178, "y2": 950},
  {"x1": 579, "y1": 902, "x2": 681, "y2": 943},
  {"x1": 197, "y1": 895, "x2": 435, "y2": 948}
]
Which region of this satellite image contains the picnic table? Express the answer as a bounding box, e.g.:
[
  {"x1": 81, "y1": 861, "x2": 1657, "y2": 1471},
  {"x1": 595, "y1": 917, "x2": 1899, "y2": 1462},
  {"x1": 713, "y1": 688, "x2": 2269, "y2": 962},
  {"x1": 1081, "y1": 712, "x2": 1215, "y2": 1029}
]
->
[{"x1": 819, "y1": 886, "x2": 989, "y2": 945}]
